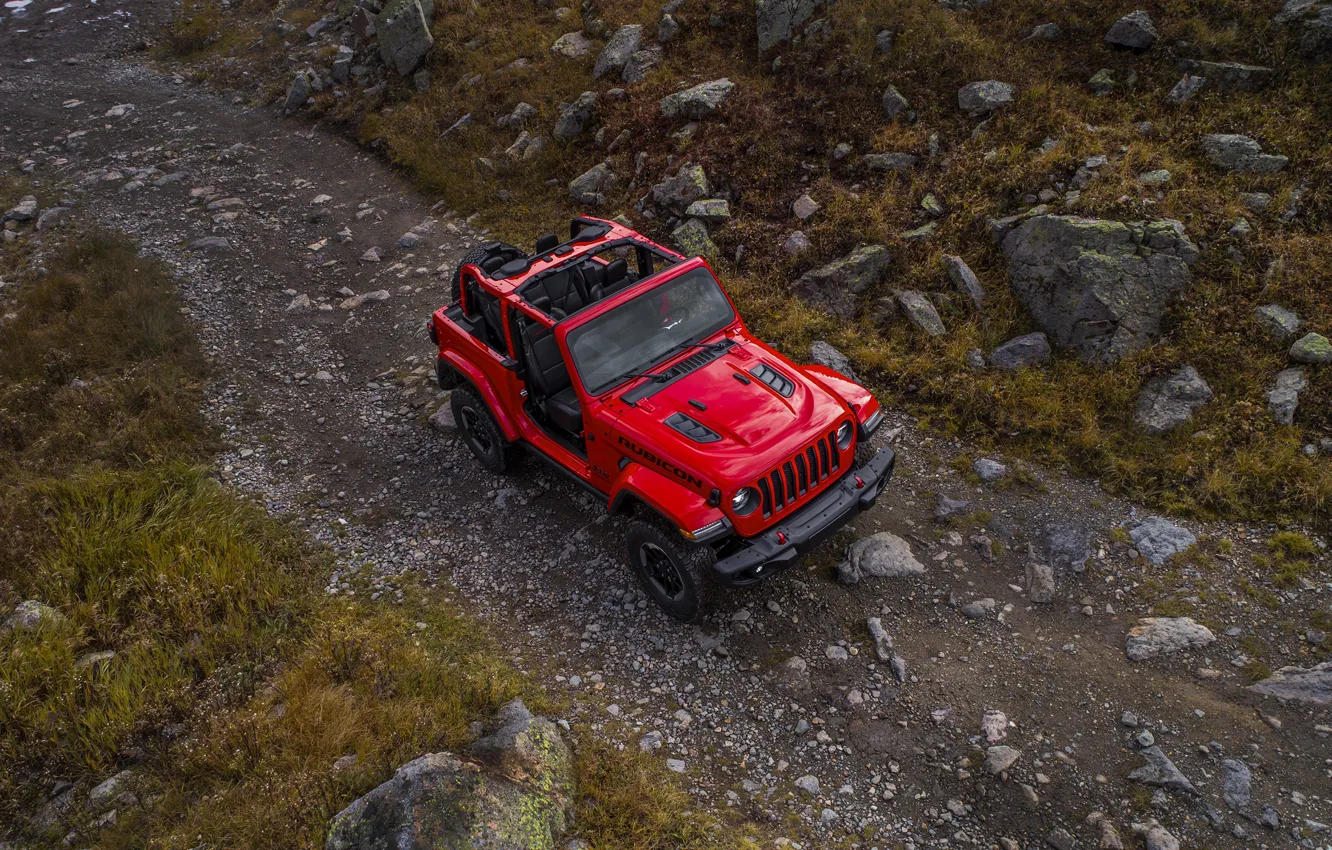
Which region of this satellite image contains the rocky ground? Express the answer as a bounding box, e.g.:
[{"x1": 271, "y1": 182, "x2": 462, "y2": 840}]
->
[{"x1": 3, "y1": 2, "x2": 1332, "y2": 849}]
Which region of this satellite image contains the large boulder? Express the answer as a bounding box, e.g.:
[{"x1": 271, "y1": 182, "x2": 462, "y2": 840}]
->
[
  {"x1": 838, "y1": 532, "x2": 925, "y2": 584},
  {"x1": 1000, "y1": 215, "x2": 1199, "y2": 365},
  {"x1": 1133, "y1": 365, "x2": 1212, "y2": 435},
  {"x1": 1125, "y1": 618, "x2": 1214, "y2": 662},
  {"x1": 791, "y1": 244, "x2": 892, "y2": 320},
  {"x1": 1273, "y1": 0, "x2": 1332, "y2": 59},
  {"x1": 326, "y1": 700, "x2": 573, "y2": 850},
  {"x1": 660, "y1": 78, "x2": 735, "y2": 120},
  {"x1": 593, "y1": 24, "x2": 642, "y2": 79},
  {"x1": 377, "y1": 0, "x2": 434, "y2": 77},
  {"x1": 1246, "y1": 661, "x2": 1332, "y2": 705},
  {"x1": 756, "y1": 0, "x2": 829, "y2": 51}
]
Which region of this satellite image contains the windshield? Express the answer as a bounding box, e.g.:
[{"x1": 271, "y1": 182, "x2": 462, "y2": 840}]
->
[{"x1": 567, "y1": 267, "x2": 736, "y2": 395}]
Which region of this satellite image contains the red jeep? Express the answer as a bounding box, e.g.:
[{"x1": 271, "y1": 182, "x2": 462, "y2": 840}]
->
[{"x1": 429, "y1": 216, "x2": 895, "y2": 621}]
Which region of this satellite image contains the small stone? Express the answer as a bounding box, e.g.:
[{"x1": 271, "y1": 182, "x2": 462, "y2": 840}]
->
[
  {"x1": 1046, "y1": 827, "x2": 1076, "y2": 850},
  {"x1": 867, "y1": 617, "x2": 893, "y2": 661},
  {"x1": 1126, "y1": 617, "x2": 1214, "y2": 661},
  {"x1": 1089, "y1": 68, "x2": 1117, "y2": 95},
  {"x1": 1254, "y1": 303, "x2": 1302, "y2": 341},
  {"x1": 782, "y1": 231, "x2": 810, "y2": 255},
  {"x1": 1139, "y1": 169, "x2": 1171, "y2": 185},
  {"x1": 665, "y1": 758, "x2": 686, "y2": 773},
  {"x1": 683, "y1": 199, "x2": 730, "y2": 224},
  {"x1": 659, "y1": 78, "x2": 735, "y2": 120},
  {"x1": 593, "y1": 25, "x2": 643, "y2": 79},
  {"x1": 188, "y1": 236, "x2": 230, "y2": 252},
  {"x1": 1165, "y1": 75, "x2": 1206, "y2": 104},
  {"x1": 1128, "y1": 747, "x2": 1196, "y2": 793},
  {"x1": 360, "y1": 246, "x2": 383, "y2": 263},
  {"x1": 792, "y1": 193, "x2": 820, "y2": 222},
  {"x1": 671, "y1": 218, "x2": 718, "y2": 259},
  {"x1": 934, "y1": 494, "x2": 971, "y2": 522},
  {"x1": 795, "y1": 774, "x2": 821, "y2": 795},
  {"x1": 958, "y1": 80, "x2": 1015, "y2": 117},
  {"x1": 881, "y1": 84, "x2": 909, "y2": 119},
  {"x1": 1201, "y1": 134, "x2": 1288, "y2": 174},
  {"x1": 809, "y1": 340, "x2": 856, "y2": 381},
  {"x1": 838, "y1": 532, "x2": 924, "y2": 584},
  {"x1": 1131, "y1": 819, "x2": 1180, "y2": 850},
  {"x1": 972, "y1": 458, "x2": 1007, "y2": 483},
  {"x1": 942, "y1": 255, "x2": 984, "y2": 310},
  {"x1": 961, "y1": 598, "x2": 996, "y2": 619},
  {"x1": 984, "y1": 745, "x2": 1021, "y2": 775},
  {"x1": 989, "y1": 332, "x2": 1050, "y2": 371},
  {"x1": 1221, "y1": 759, "x2": 1251, "y2": 810},
  {"x1": 3, "y1": 600, "x2": 63, "y2": 633},
  {"x1": 1268, "y1": 367, "x2": 1307, "y2": 425},
  {"x1": 896, "y1": 290, "x2": 946, "y2": 336},
  {"x1": 981, "y1": 709, "x2": 1008, "y2": 743},
  {"x1": 1133, "y1": 365, "x2": 1213, "y2": 435}
]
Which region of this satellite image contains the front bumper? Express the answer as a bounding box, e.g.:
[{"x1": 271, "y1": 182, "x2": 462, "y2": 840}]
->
[{"x1": 712, "y1": 446, "x2": 896, "y2": 587}]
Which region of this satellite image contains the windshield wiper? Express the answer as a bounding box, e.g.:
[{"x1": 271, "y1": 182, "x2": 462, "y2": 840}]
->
[{"x1": 608, "y1": 369, "x2": 667, "y2": 387}]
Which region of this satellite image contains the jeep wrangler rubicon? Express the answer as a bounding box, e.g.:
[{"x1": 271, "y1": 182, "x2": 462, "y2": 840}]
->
[{"x1": 428, "y1": 216, "x2": 895, "y2": 621}]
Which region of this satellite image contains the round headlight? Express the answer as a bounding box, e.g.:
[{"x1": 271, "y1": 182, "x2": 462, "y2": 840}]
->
[
  {"x1": 837, "y1": 420, "x2": 854, "y2": 450},
  {"x1": 731, "y1": 487, "x2": 760, "y2": 516}
]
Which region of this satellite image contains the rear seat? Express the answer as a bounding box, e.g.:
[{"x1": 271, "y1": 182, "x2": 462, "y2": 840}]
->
[{"x1": 523, "y1": 259, "x2": 636, "y2": 318}]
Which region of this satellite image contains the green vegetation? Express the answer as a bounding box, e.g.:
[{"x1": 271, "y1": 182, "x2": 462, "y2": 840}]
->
[
  {"x1": 0, "y1": 232, "x2": 755, "y2": 849},
  {"x1": 170, "y1": 0, "x2": 1332, "y2": 526}
]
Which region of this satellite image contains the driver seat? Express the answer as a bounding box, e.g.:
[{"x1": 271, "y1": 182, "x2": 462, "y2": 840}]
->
[{"x1": 521, "y1": 322, "x2": 583, "y2": 434}]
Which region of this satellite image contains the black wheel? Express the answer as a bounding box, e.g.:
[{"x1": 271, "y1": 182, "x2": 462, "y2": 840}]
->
[
  {"x1": 451, "y1": 242, "x2": 529, "y2": 302},
  {"x1": 450, "y1": 385, "x2": 514, "y2": 473},
  {"x1": 625, "y1": 516, "x2": 717, "y2": 622}
]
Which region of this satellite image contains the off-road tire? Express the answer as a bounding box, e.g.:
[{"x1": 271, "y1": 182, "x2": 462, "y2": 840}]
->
[
  {"x1": 626, "y1": 516, "x2": 717, "y2": 623},
  {"x1": 451, "y1": 242, "x2": 529, "y2": 302},
  {"x1": 450, "y1": 385, "x2": 514, "y2": 474}
]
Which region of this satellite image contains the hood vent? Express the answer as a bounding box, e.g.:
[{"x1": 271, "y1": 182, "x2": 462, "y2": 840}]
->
[
  {"x1": 622, "y1": 339, "x2": 736, "y2": 405},
  {"x1": 749, "y1": 363, "x2": 795, "y2": 398},
  {"x1": 666, "y1": 412, "x2": 721, "y2": 443}
]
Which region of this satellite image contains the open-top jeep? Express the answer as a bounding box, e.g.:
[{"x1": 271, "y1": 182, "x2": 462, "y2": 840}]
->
[{"x1": 429, "y1": 216, "x2": 895, "y2": 621}]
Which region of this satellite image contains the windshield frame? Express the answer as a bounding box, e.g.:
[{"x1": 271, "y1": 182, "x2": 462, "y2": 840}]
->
[{"x1": 561, "y1": 261, "x2": 738, "y2": 397}]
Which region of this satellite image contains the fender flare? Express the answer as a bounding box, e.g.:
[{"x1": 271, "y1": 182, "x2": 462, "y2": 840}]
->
[
  {"x1": 440, "y1": 351, "x2": 521, "y2": 441},
  {"x1": 608, "y1": 463, "x2": 723, "y2": 534},
  {"x1": 803, "y1": 365, "x2": 879, "y2": 422}
]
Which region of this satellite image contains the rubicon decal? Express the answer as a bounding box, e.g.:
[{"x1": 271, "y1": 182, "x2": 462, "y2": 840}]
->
[{"x1": 617, "y1": 435, "x2": 705, "y2": 489}]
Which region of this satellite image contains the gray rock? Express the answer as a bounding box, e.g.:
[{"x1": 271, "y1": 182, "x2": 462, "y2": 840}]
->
[
  {"x1": 326, "y1": 700, "x2": 573, "y2": 850},
  {"x1": 890, "y1": 654, "x2": 908, "y2": 683},
  {"x1": 1241, "y1": 192, "x2": 1272, "y2": 211},
  {"x1": 792, "y1": 193, "x2": 820, "y2": 222},
  {"x1": 1221, "y1": 759, "x2": 1251, "y2": 810},
  {"x1": 1133, "y1": 365, "x2": 1212, "y2": 435},
  {"x1": 660, "y1": 78, "x2": 735, "y2": 119},
  {"x1": 1245, "y1": 661, "x2": 1332, "y2": 705},
  {"x1": 1200, "y1": 134, "x2": 1288, "y2": 174},
  {"x1": 1026, "y1": 556, "x2": 1056, "y2": 603},
  {"x1": 896, "y1": 291, "x2": 946, "y2": 337},
  {"x1": 961, "y1": 598, "x2": 996, "y2": 618},
  {"x1": 684, "y1": 199, "x2": 731, "y2": 224},
  {"x1": 4, "y1": 195, "x2": 38, "y2": 222},
  {"x1": 188, "y1": 236, "x2": 231, "y2": 252},
  {"x1": 756, "y1": 0, "x2": 829, "y2": 51},
  {"x1": 89, "y1": 770, "x2": 137, "y2": 812},
  {"x1": 772, "y1": 655, "x2": 811, "y2": 694},
  {"x1": 671, "y1": 218, "x2": 717, "y2": 259},
  {"x1": 1105, "y1": 10, "x2": 1158, "y2": 49},
  {"x1": 651, "y1": 163, "x2": 710, "y2": 214},
  {"x1": 1228, "y1": 217, "x2": 1251, "y2": 240},
  {"x1": 942, "y1": 255, "x2": 984, "y2": 310},
  {"x1": 964, "y1": 348, "x2": 986, "y2": 369},
  {"x1": 958, "y1": 80, "x2": 1015, "y2": 117},
  {"x1": 1254, "y1": 303, "x2": 1302, "y2": 341},
  {"x1": 377, "y1": 0, "x2": 434, "y2": 77},
  {"x1": 972, "y1": 458, "x2": 1007, "y2": 483},
  {"x1": 782, "y1": 230, "x2": 810, "y2": 254},
  {"x1": 866, "y1": 617, "x2": 894, "y2": 661},
  {"x1": 1045, "y1": 524, "x2": 1091, "y2": 573},
  {"x1": 441, "y1": 113, "x2": 473, "y2": 138},
  {"x1": 1272, "y1": 0, "x2": 1332, "y2": 58},
  {"x1": 286, "y1": 293, "x2": 313, "y2": 312},
  {"x1": 1165, "y1": 74, "x2": 1206, "y2": 104},
  {"x1": 862, "y1": 152, "x2": 918, "y2": 172},
  {"x1": 593, "y1": 25, "x2": 643, "y2": 79},
  {"x1": 1290, "y1": 332, "x2": 1332, "y2": 364},
  {"x1": 875, "y1": 28, "x2": 894, "y2": 52},
  {"x1": 551, "y1": 31, "x2": 594, "y2": 58},
  {"x1": 1128, "y1": 746, "x2": 1197, "y2": 793},
  {"x1": 1268, "y1": 367, "x2": 1306, "y2": 425},
  {"x1": 792, "y1": 244, "x2": 891, "y2": 320},
  {"x1": 1131, "y1": 820, "x2": 1180, "y2": 850},
  {"x1": 3, "y1": 600, "x2": 63, "y2": 633},
  {"x1": 1179, "y1": 59, "x2": 1275, "y2": 91},
  {"x1": 838, "y1": 532, "x2": 925, "y2": 585},
  {"x1": 283, "y1": 70, "x2": 314, "y2": 113},
  {"x1": 1125, "y1": 617, "x2": 1214, "y2": 662},
  {"x1": 622, "y1": 47, "x2": 663, "y2": 84},
  {"x1": 1001, "y1": 215, "x2": 1199, "y2": 364},
  {"x1": 984, "y1": 745, "x2": 1021, "y2": 775},
  {"x1": 881, "y1": 85, "x2": 909, "y2": 119},
  {"x1": 553, "y1": 91, "x2": 598, "y2": 141},
  {"x1": 794, "y1": 774, "x2": 821, "y2": 795},
  {"x1": 988, "y1": 332, "x2": 1050, "y2": 372},
  {"x1": 1128, "y1": 517, "x2": 1196, "y2": 565},
  {"x1": 35, "y1": 207, "x2": 68, "y2": 231},
  {"x1": 428, "y1": 401, "x2": 456, "y2": 432},
  {"x1": 1089, "y1": 68, "x2": 1117, "y2": 95},
  {"x1": 658, "y1": 13, "x2": 681, "y2": 42},
  {"x1": 809, "y1": 341, "x2": 855, "y2": 380},
  {"x1": 934, "y1": 494, "x2": 971, "y2": 522},
  {"x1": 568, "y1": 162, "x2": 616, "y2": 206},
  {"x1": 1139, "y1": 169, "x2": 1172, "y2": 185},
  {"x1": 1046, "y1": 828, "x2": 1076, "y2": 850}
]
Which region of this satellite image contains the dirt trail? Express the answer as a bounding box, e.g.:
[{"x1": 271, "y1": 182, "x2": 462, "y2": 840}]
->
[{"x1": 3, "y1": 4, "x2": 1329, "y2": 848}]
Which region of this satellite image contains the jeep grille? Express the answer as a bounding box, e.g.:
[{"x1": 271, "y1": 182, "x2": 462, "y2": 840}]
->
[{"x1": 754, "y1": 430, "x2": 841, "y2": 519}]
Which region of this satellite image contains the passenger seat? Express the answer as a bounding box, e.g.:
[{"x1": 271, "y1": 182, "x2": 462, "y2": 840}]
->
[{"x1": 520, "y1": 322, "x2": 583, "y2": 434}]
